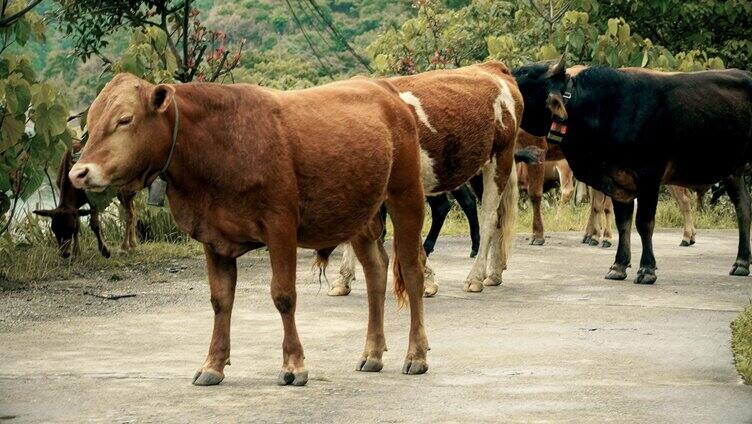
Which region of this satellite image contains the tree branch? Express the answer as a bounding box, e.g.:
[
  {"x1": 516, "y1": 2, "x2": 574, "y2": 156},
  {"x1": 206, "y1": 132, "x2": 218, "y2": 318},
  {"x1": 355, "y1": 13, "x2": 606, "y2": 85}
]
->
[{"x1": 0, "y1": 0, "x2": 42, "y2": 28}]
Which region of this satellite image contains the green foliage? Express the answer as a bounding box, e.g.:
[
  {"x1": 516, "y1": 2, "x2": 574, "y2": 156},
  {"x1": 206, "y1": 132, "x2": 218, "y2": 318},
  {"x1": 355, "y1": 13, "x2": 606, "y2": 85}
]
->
[
  {"x1": 368, "y1": 0, "x2": 729, "y2": 75},
  {"x1": 0, "y1": 1, "x2": 71, "y2": 231}
]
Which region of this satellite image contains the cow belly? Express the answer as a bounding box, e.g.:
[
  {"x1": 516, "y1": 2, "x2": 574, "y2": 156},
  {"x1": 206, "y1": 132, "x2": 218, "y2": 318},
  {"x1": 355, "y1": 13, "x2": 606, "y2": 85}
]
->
[{"x1": 295, "y1": 140, "x2": 392, "y2": 248}]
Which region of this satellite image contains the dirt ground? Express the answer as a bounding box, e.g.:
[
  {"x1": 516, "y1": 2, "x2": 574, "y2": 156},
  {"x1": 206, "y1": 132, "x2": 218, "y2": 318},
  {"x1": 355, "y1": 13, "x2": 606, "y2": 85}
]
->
[{"x1": 1, "y1": 229, "x2": 752, "y2": 423}]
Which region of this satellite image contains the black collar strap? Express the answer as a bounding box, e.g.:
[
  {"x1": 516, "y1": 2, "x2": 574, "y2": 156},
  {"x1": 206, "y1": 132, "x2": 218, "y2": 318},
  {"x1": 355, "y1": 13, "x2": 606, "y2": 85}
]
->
[{"x1": 546, "y1": 78, "x2": 574, "y2": 145}]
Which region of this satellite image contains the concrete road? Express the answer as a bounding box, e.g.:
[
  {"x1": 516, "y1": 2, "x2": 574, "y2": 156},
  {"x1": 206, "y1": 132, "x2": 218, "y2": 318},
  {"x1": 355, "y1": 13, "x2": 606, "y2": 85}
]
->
[{"x1": 1, "y1": 230, "x2": 751, "y2": 423}]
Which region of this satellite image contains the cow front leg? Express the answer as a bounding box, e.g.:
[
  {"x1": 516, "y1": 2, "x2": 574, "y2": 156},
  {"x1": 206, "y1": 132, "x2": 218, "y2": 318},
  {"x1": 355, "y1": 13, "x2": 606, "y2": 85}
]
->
[
  {"x1": 89, "y1": 210, "x2": 111, "y2": 258},
  {"x1": 423, "y1": 193, "x2": 451, "y2": 256},
  {"x1": 352, "y1": 231, "x2": 389, "y2": 372},
  {"x1": 528, "y1": 162, "x2": 546, "y2": 245},
  {"x1": 118, "y1": 192, "x2": 138, "y2": 251},
  {"x1": 634, "y1": 188, "x2": 659, "y2": 285},
  {"x1": 193, "y1": 245, "x2": 237, "y2": 386},
  {"x1": 266, "y1": 223, "x2": 307, "y2": 386},
  {"x1": 723, "y1": 173, "x2": 751, "y2": 276},
  {"x1": 605, "y1": 199, "x2": 634, "y2": 280},
  {"x1": 328, "y1": 243, "x2": 356, "y2": 296},
  {"x1": 452, "y1": 185, "x2": 480, "y2": 257}
]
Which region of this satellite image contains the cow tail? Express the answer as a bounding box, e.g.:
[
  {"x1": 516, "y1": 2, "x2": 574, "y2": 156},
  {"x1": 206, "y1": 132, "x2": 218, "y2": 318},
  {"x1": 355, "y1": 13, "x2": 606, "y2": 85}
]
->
[
  {"x1": 313, "y1": 247, "x2": 336, "y2": 288},
  {"x1": 392, "y1": 237, "x2": 407, "y2": 308}
]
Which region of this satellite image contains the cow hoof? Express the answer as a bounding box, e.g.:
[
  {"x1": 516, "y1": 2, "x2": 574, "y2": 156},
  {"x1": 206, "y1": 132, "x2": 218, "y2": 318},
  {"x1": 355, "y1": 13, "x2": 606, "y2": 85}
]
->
[
  {"x1": 464, "y1": 279, "x2": 484, "y2": 293},
  {"x1": 277, "y1": 369, "x2": 308, "y2": 386},
  {"x1": 730, "y1": 264, "x2": 750, "y2": 276},
  {"x1": 423, "y1": 281, "x2": 439, "y2": 297},
  {"x1": 588, "y1": 238, "x2": 600, "y2": 246},
  {"x1": 582, "y1": 235, "x2": 592, "y2": 244},
  {"x1": 530, "y1": 237, "x2": 545, "y2": 246},
  {"x1": 469, "y1": 249, "x2": 478, "y2": 258},
  {"x1": 679, "y1": 240, "x2": 690, "y2": 247},
  {"x1": 101, "y1": 248, "x2": 111, "y2": 259},
  {"x1": 634, "y1": 268, "x2": 657, "y2": 285},
  {"x1": 327, "y1": 283, "x2": 351, "y2": 297},
  {"x1": 601, "y1": 240, "x2": 612, "y2": 248},
  {"x1": 356, "y1": 357, "x2": 383, "y2": 373},
  {"x1": 483, "y1": 275, "x2": 502, "y2": 287},
  {"x1": 605, "y1": 266, "x2": 627, "y2": 281},
  {"x1": 402, "y1": 359, "x2": 428, "y2": 375},
  {"x1": 690, "y1": 239, "x2": 696, "y2": 245},
  {"x1": 192, "y1": 368, "x2": 224, "y2": 386}
]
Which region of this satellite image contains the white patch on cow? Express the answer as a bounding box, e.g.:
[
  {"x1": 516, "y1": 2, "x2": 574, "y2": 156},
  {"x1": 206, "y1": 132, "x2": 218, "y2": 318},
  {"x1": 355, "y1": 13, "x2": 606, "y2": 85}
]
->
[
  {"x1": 479, "y1": 72, "x2": 517, "y2": 130},
  {"x1": 420, "y1": 148, "x2": 439, "y2": 194},
  {"x1": 399, "y1": 91, "x2": 438, "y2": 134}
]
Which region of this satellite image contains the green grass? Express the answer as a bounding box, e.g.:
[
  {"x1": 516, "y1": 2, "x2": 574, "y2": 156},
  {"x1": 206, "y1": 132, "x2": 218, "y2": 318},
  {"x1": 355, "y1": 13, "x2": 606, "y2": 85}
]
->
[{"x1": 732, "y1": 303, "x2": 752, "y2": 384}]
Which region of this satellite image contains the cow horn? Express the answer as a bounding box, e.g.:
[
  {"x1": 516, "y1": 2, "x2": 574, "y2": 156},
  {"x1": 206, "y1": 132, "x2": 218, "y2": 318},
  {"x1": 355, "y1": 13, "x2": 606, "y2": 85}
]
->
[
  {"x1": 33, "y1": 209, "x2": 59, "y2": 217},
  {"x1": 547, "y1": 55, "x2": 566, "y2": 77}
]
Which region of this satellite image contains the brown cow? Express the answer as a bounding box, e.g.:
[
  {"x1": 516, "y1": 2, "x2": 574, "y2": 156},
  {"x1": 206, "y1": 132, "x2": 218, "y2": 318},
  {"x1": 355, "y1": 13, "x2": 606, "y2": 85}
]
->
[
  {"x1": 68, "y1": 73, "x2": 429, "y2": 386},
  {"x1": 34, "y1": 143, "x2": 137, "y2": 258},
  {"x1": 328, "y1": 61, "x2": 524, "y2": 296},
  {"x1": 516, "y1": 130, "x2": 574, "y2": 244}
]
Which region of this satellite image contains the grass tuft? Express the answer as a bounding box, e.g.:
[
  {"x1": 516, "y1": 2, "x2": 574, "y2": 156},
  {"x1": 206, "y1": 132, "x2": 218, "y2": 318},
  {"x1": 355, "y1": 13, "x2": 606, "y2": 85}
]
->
[{"x1": 732, "y1": 302, "x2": 752, "y2": 385}]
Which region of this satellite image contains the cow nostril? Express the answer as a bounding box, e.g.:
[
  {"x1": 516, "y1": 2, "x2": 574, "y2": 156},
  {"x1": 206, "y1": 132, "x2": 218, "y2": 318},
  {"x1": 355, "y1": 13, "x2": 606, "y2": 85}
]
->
[{"x1": 78, "y1": 167, "x2": 89, "y2": 178}]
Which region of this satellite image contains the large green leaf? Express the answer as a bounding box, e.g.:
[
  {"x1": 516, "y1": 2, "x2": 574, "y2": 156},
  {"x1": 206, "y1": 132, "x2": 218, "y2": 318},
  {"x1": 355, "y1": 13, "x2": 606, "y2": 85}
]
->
[{"x1": 0, "y1": 115, "x2": 25, "y2": 150}]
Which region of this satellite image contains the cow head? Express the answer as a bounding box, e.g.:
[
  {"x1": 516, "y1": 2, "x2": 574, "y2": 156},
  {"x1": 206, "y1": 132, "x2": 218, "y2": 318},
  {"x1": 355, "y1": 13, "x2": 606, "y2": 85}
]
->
[
  {"x1": 69, "y1": 73, "x2": 176, "y2": 193},
  {"x1": 512, "y1": 56, "x2": 569, "y2": 137},
  {"x1": 33, "y1": 208, "x2": 92, "y2": 258}
]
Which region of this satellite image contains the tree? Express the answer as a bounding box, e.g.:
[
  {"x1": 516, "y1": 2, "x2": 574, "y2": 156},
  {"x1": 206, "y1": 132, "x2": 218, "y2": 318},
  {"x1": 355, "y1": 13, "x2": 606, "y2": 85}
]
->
[
  {"x1": 0, "y1": 0, "x2": 72, "y2": 235},
  {"x1": 56, "y1": 0, "x2": 245, "y2": 84}
]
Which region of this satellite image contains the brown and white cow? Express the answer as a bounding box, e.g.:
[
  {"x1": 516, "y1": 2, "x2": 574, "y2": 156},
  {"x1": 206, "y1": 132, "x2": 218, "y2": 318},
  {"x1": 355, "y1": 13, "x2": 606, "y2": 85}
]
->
[
  {"x1": 328, "y1": 61, "x2": 524, "y2": 297},
  {"x1": 69, "y1": 73, "x2": 430, "y2": 386}
]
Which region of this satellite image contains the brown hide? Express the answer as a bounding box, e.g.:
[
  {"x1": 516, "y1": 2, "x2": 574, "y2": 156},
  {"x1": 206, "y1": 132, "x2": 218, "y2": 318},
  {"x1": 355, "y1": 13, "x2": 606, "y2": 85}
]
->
[{"x1": 388, "y1": 61, "x2": 524, "y2": 194}]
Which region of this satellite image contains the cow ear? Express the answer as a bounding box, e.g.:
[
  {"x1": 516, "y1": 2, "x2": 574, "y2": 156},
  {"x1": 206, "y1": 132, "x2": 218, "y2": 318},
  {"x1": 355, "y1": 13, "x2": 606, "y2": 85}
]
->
[
  {"x1": 33, "y1": 209, "x2": 59, "y2": 217},
  {"x1": 150, "y1": 84, "x2": 175, "y2": 114},
  {"x1": 546, "y1": 92, "x2": 568, "y2": 121},
  {"x1": 77, "y1": 209, "x2": 93, "y2": 216}
]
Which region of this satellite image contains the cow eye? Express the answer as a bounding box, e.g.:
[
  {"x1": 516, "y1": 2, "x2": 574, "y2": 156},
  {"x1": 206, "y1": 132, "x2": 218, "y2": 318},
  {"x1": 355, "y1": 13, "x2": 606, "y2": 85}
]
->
[{"x1": 117, "y1": 115, "x2": 133, "y2": 127}]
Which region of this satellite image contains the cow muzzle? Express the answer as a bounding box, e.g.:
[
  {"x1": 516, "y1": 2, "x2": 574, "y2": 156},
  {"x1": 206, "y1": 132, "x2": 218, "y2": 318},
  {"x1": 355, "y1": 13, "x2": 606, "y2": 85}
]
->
[{"x1": 69, "y1": 163, "x2": 108, "y2": 191}]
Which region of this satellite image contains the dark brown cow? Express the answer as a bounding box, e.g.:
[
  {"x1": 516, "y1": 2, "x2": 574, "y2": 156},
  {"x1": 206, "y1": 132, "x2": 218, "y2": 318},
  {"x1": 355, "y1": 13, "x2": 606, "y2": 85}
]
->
[
  {"x1": 68, "y1": 73, "x2": 430, "y2": 386},
  {"x1": 516, "y1": 130, "x2": 574, "y2": 244},
  {"x1": 329, "y1": 61, "x2": 524, "y2": 296},
  {"x1": 33, "y1": 143, "x2": 137, "y2": 258}
]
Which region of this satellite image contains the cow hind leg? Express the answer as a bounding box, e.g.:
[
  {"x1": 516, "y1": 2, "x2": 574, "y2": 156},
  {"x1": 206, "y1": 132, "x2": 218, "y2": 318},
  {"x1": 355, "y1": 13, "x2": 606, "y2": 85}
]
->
[
  {"x1": 723, "y1": 173, "x2": 752, "y2": 276},
  {"x1": 605, "y1": 199, "x2": 634, "y2": 281},
  {"x1": 386, "y1": 189, "x2": 429, "y2": 375},
  {"x1": 633, "y1": 188, "x2": 659, "y2": 285},
  {"x1": 193, "y1": 245, "x2": 237, "y2": 386},
  {"x1": 484, "y1": 159, "x2": 517, "y2": 287},
  {"x1": 668, "y1": 185, "x2": 696, "y2": 247},
  {"x1": 352, "y1": 229, "x2": 389, "y2": 372},
  {"x1": 328, "y1": 243, "x2": 356, "y2": 296}
]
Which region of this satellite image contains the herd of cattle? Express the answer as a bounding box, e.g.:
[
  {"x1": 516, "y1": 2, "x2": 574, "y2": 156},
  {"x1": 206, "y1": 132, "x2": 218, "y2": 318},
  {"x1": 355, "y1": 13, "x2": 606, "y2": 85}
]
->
[{"x1": 32, "y1": 56, "x2": 752, "y2": 386}]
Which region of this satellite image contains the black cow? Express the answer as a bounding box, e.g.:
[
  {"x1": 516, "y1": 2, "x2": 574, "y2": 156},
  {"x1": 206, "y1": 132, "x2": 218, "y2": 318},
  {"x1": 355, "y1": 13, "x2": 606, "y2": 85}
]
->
[{"x1": 513, "y1": 58, "x2": 752, "y2": 284}]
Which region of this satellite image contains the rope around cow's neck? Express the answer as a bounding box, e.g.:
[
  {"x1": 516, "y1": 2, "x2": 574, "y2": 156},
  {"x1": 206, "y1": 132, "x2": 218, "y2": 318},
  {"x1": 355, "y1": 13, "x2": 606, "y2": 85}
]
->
[
  {"x1": 159, "y1": 98, "x2": 180, "y2": 179},
  {"x1": 146, "y1": 98, "x2": 179, "y2": 207}
]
